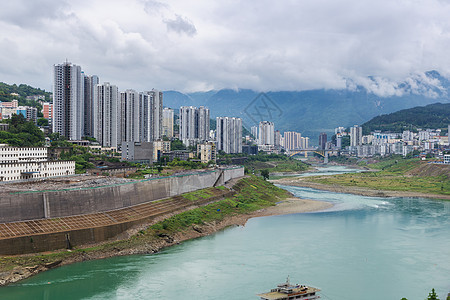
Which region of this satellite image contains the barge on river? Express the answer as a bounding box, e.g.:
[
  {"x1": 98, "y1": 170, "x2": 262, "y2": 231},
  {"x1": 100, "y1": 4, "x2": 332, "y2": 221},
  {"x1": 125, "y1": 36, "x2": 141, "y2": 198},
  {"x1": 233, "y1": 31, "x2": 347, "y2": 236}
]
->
[{"x1": 258, "y1": 277, "x2": 320, "y2": 300}]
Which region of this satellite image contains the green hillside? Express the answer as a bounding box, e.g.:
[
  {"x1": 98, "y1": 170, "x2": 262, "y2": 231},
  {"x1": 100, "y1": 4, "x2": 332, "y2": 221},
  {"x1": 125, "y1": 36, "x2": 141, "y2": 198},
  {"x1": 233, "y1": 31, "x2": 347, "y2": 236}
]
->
[
  {"x1": 362, "y1": 103, "x2": 450, "y2": 134},
  {"x1": 0, "y1": 82, "x2": 51, "y2": 104}
]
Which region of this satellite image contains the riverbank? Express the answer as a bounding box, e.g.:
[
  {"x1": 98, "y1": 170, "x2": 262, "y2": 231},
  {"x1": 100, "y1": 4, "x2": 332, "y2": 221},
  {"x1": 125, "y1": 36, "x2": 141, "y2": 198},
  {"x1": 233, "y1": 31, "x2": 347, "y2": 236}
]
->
[
  {"x1": 272, "y1": 177, "x2": 450, "y2": 200},
  {"x1": 0, "y1": 176, "x2": 330, "y2": 287}
]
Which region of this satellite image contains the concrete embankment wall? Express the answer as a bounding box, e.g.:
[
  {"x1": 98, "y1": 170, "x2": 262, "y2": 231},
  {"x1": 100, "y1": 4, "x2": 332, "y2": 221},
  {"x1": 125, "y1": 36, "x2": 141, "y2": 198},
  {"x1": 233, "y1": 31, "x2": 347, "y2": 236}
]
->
[
  {"x1": 0, "y1": 190, "x2": 235, "y2": 255},
  {"x1": 0, "y1": 167, "x2": 244, "y2": 223}
]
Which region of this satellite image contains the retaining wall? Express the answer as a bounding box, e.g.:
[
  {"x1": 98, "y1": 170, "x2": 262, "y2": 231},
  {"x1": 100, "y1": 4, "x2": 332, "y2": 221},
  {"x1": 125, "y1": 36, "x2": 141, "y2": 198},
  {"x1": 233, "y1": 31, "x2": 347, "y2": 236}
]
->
[{"x1": 0, "y1": 167, "x2": 244, "y2": 223}]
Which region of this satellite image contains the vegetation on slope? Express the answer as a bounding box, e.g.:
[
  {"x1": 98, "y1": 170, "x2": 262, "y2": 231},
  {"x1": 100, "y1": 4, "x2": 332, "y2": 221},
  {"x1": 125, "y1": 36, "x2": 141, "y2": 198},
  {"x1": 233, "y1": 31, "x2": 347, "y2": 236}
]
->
[
  {"x1": 0, "y1": 114, "x2": 45, "y2": 147},
  {"x1": 362, "y1": 102, "x2": 450, "y2": 134},
  {"x1": 219, "y1": 153, "x2": 310, "y2": 174},
  {"x1": 150, "y1": 176, "x2": 289, "y2": 233},
  {"x1": 0, "y1": 82, "x2": 51, "y2": 102},
  {"x1": 307, "y1": 158, "x2": 450, "y2": 196}
]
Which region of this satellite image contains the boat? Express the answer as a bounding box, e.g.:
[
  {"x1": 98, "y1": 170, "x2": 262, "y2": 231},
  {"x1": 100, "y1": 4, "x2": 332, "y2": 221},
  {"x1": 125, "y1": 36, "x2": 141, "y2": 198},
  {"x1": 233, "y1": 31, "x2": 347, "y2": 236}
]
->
[{"x1": 257, "y1": 276, "x2": 321, "y2": 300}]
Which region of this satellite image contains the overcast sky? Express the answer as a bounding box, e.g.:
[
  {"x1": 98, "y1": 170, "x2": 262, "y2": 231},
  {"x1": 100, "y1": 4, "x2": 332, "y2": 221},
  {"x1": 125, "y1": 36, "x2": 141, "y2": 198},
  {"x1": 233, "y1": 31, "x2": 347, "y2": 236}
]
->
[{"x1": 1, "y1": 0, "x2": 450, "y2": 93}]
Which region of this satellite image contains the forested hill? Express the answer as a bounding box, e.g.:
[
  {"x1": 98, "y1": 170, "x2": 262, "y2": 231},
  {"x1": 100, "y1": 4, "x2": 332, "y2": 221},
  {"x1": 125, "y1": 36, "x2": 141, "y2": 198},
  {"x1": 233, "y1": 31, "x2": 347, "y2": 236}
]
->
[
  {"x1": 362, "y1": 103, "x2": 450, "y2": 134},
  {"x1": 0, "y1": 82, "x2": 51, "y2": 102}
]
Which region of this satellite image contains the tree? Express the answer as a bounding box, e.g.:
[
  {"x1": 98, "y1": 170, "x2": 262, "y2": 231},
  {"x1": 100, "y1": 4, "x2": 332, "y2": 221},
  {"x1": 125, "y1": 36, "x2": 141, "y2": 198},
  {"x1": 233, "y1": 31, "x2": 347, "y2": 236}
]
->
[
  {"x1": 170, "y1": 139, "x2": 186, "y2": 150},
  {"x1": 427, "y1": 288, "x2": 440, "y2": 300},
  {"x1": 37, "y1": 118, "x2": 48, "y2": 127},
  {"x1": 260, "y1": 169, "x2": 269, "y2": 180}
]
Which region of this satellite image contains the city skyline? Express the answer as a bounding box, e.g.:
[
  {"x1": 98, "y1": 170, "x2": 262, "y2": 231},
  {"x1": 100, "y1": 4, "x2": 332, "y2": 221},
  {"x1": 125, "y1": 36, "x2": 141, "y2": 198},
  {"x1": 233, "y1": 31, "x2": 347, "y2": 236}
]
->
[{"x1": 2, "y1": 1, "x2": 450, "y2": 94}]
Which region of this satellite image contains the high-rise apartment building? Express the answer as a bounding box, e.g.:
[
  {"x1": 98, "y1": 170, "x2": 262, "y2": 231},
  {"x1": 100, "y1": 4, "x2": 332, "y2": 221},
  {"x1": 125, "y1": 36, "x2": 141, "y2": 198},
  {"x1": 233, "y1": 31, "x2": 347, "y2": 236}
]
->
[
  {"x1": 319, "y1": 132, "x2": 327, "y2": 149},
  {"x1": 258, "y1": 121, "x2": 274, "y2": 146},
  {"x1": 216, "y1": 117, "x2": 242, "y2": 154},
  {"x1": 94, "y1": 82, "x2": 120, "y2": 148},
  {"x1": 179, "y1": 106, "x2": 210, "y2": 146},
  {"x1": 350, "y1": 125, "x2": 363, "y2": 147},
  {"x1": 284, "y1": 131, "x2": 302, "y2": 150},
  {"x1": 300, "y1": 137, "x2": 309, "y2": 149},
  {"x1": 163, "y1": 108, "x2": 174, "y2": 138},
  {"x1": 83, "y1": 75, "x2": 99, "y2": 137},
  {"x1": 198, "y1": 106, "x2": 210, "y2": 141},
  {"x1": 251, "y1": 126, "x2": 258, "y2": 140},
  {"x1": 140, "y1": 89, "x2": 163, "y2": 142},
  {"x1": 120, "y1": 90, "x2": 140, "y2": 143},
  {"x1": 53, "y1": 62, "x2": 84, "y2": 140}
]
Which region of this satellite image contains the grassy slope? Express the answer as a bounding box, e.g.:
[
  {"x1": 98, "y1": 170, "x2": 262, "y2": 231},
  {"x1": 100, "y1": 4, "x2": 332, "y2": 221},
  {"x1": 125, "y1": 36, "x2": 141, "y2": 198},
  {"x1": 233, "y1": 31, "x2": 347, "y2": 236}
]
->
[
  {"x1": 0, "y1": 176, "x2": 289, "y2": 272},
  {"x1": 307, "y1": 159, "x2": 450, "y2": 196}
]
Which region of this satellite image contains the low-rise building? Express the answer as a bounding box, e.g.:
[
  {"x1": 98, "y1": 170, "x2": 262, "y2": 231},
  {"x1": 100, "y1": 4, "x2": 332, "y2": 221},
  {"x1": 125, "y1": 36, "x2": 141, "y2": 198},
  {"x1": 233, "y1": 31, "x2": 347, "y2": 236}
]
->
[
  {"x1": 153, "y1": 140, "x2": 171, "y2": 162},
  {"x1": 121, "y1": 141, "x2": 153, "y2": 164},
  {"x1": 0, "y1": 144, "x2": 75, "y2": 182},
  {"x1": 197, "y1": 142, "x2": 216, "y2": 163}
]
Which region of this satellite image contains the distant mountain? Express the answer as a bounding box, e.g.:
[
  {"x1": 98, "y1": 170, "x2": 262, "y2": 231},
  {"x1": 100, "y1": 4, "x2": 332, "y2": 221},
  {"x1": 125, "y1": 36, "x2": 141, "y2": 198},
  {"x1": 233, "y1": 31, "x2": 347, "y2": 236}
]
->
[
  {"x1": 362, "y1": 103, "x2": 450, "y2": 134},
  {"x1": 164, "y1": 71, "x2": 450, "y2": 143}
]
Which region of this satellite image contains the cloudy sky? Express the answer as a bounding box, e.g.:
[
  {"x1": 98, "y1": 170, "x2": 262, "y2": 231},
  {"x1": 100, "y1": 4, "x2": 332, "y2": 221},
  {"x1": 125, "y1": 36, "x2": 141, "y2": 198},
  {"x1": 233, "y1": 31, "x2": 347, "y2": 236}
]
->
[{"x1": 1, "y1": 0, "x2": 450, "y2": 93}]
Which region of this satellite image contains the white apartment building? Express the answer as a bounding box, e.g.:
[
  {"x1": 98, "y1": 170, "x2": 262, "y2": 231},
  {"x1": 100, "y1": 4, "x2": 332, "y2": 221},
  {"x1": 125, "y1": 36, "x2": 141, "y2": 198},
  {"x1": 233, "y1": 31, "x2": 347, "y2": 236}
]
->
[
  {"x1": 216, "y1": 117, "x2": 242, "y2": 154},
  {"x1": 258, "y1": 121, "x2": 274, "y2": 146},
  {"x1": 284, "y1": 131, "x2": 302, "y2": 150},
  {"x1": 120, "y1": 89, "x2": 140, "y2": 144},
  {"x1": 53, "y1": 62, "x2": 85, "y2": 140},
  {"x1": 350, "y1": 125, "x2": 362, "y2": 147},
  {"x1": 84, "y1": 75, "x2": 99, "y2": 137},
  {"x1": 94, "y1": 82, "x2": 120, "y2": 148},
  {"x1": 0, "y1": 145, "x2": 75, "y2": 182},
  {"x1": 141, "y1": 89, "x2": 163, "y2": 142},
  {"x1": 179, "y1": 106, "x2": 210, "y2": 146}
]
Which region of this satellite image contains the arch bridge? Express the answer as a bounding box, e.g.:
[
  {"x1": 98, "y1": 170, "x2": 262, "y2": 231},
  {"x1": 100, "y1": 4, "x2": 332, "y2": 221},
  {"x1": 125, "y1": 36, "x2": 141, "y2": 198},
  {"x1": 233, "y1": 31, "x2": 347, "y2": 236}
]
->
[{"x1": 288, "y1": 149, "x2": 329, "y2": 163}]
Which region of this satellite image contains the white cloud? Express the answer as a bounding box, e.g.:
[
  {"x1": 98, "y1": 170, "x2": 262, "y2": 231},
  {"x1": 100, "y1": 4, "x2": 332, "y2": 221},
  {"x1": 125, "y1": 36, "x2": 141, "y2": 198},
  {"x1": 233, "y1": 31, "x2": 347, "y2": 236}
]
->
[{"x1": 1, "y1": 0, "x2": 450, "y2": 94}]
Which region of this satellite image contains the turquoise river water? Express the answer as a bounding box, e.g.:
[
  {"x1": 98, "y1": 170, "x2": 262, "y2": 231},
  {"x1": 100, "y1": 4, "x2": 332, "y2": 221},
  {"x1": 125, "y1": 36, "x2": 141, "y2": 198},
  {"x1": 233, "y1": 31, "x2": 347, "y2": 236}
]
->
[{"x1": 1, "y1": 166, "x2": 449, "y2": 300}]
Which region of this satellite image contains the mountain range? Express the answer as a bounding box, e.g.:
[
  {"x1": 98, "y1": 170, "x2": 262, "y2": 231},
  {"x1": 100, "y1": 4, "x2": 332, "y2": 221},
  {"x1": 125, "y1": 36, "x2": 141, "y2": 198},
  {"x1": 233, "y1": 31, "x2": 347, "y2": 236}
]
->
[
  {"x1": 163, "y1": 71, "x2": 450, "y2": 143},
  {"x1": 362, "y1": 102, "x2": 450, "y2": 134}
]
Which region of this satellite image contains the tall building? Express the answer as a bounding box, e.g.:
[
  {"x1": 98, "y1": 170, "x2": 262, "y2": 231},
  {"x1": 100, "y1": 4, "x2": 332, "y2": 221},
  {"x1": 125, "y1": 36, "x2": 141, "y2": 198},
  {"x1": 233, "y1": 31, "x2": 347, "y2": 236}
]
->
[
  {"x1": 53, "y1": 61, "x2": 84, "y2": 140},
  {"x1": 179, "y1": 106, "x2": 210, "y2": 146},
  {"x1": 83, "y1": 75, "x2": 99, "y2": 137},
  {"x1": 319, "y1": 132, "x2": 327, "y2": 149},
  {"x1": 251, "y1": 126, "x2": 258, "y2": 140},
  {"x1": 120, "y1": 89, "x2": 140, "y2": 143},
  {"x1": 198, "y1": 106, "x2": 210, "y2": 141},
  {"x1": 350, "y1": 125, "x2": 363, "y2": 147},
  {"x1": 258, "y1": 121, "x2": 274, "y2": 145},
  {"x1": 140, "y1": 89, "x2": 163, "y2": 142},
  {"x1": 94, "y1": 82, "x2": 120, "y2": 148},
  {"x1": 163, "y1": 108, "x2": 174, "y2": 138},
  {"x1": 216, "y1": 117, "x2": 242, "y2": 154},
  {"x1": 300, "y1": 137, "x2": 309, "y2": 149},
  {"x1": 284, "y1": 131, "x2": 302, "y2": 150}
]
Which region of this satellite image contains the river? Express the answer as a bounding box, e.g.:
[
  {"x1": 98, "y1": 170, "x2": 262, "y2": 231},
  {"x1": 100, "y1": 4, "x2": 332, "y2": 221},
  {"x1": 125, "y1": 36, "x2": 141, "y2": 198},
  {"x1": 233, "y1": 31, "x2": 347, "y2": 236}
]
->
[{"x1": 2, "y1": 166, "x2": 449, "y2": 300}]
